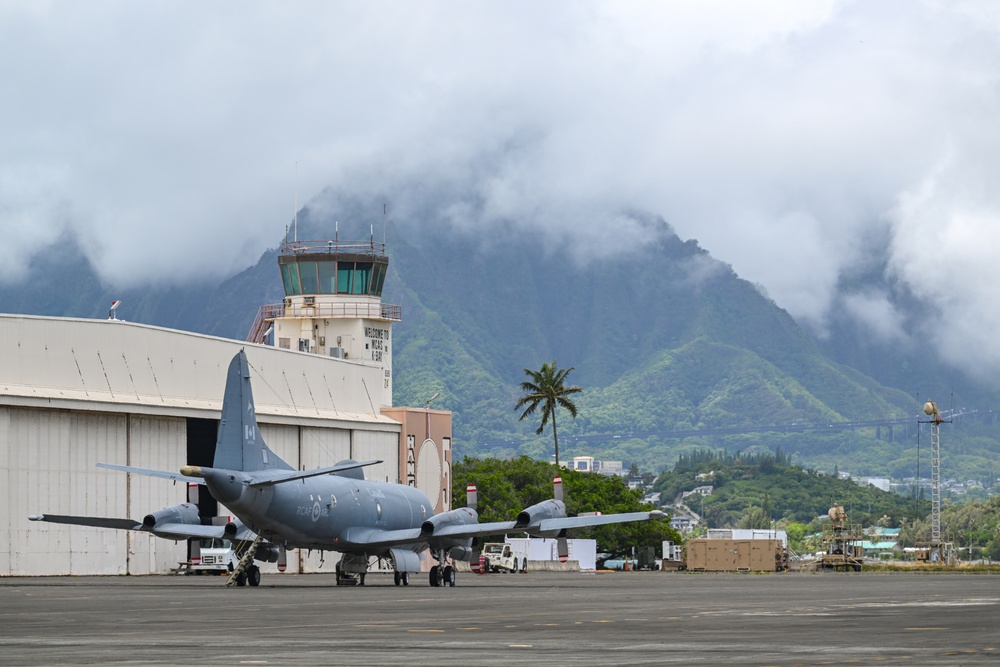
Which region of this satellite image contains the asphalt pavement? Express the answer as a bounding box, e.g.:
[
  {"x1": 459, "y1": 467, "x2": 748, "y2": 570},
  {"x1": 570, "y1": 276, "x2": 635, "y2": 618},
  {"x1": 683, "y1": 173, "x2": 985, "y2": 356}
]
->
[{"x1": 1, "y1": 570, "x2": 997, "y2": 666}]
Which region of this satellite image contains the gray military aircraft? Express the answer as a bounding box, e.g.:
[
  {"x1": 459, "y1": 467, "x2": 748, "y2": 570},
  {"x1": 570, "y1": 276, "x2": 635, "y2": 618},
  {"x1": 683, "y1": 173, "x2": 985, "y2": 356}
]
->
[{"x1": 31, "y1": 350, "x2": 664, "y2": 587}]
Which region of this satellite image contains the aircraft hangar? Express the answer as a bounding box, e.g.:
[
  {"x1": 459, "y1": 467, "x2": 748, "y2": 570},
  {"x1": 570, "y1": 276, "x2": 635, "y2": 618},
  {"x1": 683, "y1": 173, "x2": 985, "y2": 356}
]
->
[{"x1": 0, "y1": 313, "x2": 452, "y2": 577}]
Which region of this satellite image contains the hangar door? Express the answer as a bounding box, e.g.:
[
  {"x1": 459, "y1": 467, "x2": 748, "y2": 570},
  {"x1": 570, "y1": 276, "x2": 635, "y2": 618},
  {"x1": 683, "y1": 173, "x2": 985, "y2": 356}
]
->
[{"x1": 352, "y1": 429, "x2": 399, "y2": 484}]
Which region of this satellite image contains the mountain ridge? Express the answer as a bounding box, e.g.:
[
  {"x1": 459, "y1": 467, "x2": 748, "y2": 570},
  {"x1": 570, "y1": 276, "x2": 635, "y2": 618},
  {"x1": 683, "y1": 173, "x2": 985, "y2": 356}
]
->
[{"x1": 2, "y1": 197, "x2": 996, "y2": 483}]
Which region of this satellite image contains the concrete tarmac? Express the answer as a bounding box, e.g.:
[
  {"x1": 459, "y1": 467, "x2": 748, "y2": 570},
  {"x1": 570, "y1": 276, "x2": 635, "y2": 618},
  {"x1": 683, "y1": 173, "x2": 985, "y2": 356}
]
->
[{"x1": 1, "y1": 571, "x2": 998, "y2": 666}]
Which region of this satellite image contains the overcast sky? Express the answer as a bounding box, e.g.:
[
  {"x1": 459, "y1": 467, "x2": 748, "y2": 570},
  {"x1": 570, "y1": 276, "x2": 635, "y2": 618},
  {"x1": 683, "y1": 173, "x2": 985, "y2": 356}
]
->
[{"x1": 2, "y1": 1, "x2": 999, "y2": 381}]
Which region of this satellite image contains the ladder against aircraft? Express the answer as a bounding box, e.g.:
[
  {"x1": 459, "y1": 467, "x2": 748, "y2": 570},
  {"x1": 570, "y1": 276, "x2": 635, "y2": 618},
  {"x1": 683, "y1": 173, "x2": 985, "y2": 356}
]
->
[{"x1": 30, "y1": 350, "x2": 664, "y2": 587}]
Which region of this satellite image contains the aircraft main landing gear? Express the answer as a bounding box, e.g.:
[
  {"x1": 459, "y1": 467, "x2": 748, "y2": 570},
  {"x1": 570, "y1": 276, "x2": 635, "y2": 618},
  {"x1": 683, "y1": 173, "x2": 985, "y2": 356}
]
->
[
  {"x1": 429, "y1": 550, "x2": 457, "y2": 587},
  {"x1": 226, "y1": 535, "x2": 264, "y2": 588}
]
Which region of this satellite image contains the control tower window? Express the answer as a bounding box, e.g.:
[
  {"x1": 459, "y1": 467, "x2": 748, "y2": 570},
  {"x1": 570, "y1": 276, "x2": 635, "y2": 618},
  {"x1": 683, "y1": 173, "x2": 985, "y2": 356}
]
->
[
  {"x1": 299, "y1": 261, "x2": 319, "y2": 294},
  {"x1": 318, "y1": 261, "x2": 336, "y2": 294},
  {"x1": 352, "y1": 262, "x2": 372, "y2": 295},
  {"x1": 337, "y1": 262, "x2": 353, "y2": 294},
  {"x1": 281, "y1": 263, "x2": 301, "y2": 296},
  {"x1": 371, "y1": 263, "x2": 386, "y2": 297}
]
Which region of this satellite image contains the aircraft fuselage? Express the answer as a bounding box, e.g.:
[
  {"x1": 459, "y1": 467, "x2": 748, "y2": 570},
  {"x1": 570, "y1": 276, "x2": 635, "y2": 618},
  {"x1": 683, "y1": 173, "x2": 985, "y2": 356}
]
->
[{"x1": 204, "y1": 469, "x2": 434, "y2": 552}]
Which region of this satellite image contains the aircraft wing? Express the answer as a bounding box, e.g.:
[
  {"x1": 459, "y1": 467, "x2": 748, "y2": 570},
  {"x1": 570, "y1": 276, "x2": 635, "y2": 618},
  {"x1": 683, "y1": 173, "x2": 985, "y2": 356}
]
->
[
  {"x1": 28, "y1": 514, "x2": 141, "y2": 531},
  {"x1": 338, "y1": 526, "x2": 425, "y2": 549},
  {"x1": 336, "y1": 511, "x2": 664, "y2": 548},
  {"x1": 532, "y1": 510, "x2": 665, "y2": 532},
  {"x1": 28, "y1": 513, "x2": 245, "y2": 542},
  {"x1": 426, "y1": 512, "x2": 663, "y2": 540},
  {"x1": 97, "y1": 463, "x2": 206, "y2": 485},
  {"x1": 429, "y1": 521, "x2": 519, "y2": 540}
]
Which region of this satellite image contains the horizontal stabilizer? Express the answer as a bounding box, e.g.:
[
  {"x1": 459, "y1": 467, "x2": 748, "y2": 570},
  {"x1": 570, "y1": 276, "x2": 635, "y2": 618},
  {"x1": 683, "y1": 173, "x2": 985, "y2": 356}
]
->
[
  {"x1": 245, "y1": 459, "x2": 382, "y2": 487},
  {"x1": 97, "y1": 463, "x2": 206, "y2": 485}
]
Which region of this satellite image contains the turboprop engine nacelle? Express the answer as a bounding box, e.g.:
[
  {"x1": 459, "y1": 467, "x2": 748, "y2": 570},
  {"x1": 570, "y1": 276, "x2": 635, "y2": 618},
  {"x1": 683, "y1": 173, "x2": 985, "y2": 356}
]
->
[
  {"x1": 515, "y1": 499, "x2": 566, "y2": 537},
  {"x1": 449, "y1": 546, "x2": 474, "y2": 562},
  {"x1": 422, "y1": 507, "x2": 478, "y2": 547},
  {"x1": 142, "y1": 503, "x2": 201, "y2": 530},
  {"x1": 255, "y1": 543, "x2": 281, "y2": 563}
]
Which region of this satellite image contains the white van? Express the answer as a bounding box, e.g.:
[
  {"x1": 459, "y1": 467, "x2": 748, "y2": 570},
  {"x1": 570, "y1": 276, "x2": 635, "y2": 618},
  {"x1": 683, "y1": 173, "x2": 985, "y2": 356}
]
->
[{"x1": 192, "y1": 538, "x2": 236, "y2": 574}]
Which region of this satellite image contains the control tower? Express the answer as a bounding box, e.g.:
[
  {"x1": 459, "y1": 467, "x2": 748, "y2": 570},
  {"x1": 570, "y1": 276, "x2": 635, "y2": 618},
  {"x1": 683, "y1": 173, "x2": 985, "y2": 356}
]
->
[{"x1": 247, "y1": 236, "x2": 401, "y2": 407}]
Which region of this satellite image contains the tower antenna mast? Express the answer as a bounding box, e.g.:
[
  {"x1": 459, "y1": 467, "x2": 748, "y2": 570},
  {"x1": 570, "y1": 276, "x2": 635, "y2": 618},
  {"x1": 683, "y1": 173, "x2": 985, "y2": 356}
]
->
[{"x1": 919, "y1": 399, "x2": 952, "y2": 564}]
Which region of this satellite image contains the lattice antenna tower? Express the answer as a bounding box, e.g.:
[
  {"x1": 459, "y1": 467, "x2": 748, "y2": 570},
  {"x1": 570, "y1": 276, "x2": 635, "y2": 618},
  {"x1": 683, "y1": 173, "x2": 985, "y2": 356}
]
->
[{"x1": 919, "y1": 399, "x2": 951, "y2": 559}]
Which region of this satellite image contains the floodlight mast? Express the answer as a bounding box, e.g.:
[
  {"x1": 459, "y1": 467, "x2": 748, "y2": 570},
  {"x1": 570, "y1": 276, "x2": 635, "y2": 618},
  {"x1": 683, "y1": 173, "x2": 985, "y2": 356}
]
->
[{"x1": 920, "y1": 399, "x2": 950, "y2": 562}]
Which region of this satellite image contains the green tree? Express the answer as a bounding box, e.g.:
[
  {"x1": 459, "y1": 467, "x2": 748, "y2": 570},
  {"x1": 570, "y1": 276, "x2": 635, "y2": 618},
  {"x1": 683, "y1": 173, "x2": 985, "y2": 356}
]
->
[
  {"x1": 452, "y1": 456, "x2": 680, "y2": 559},
  {"x1": 515, "y1": 361, "x2": 582, "y2": 467}
]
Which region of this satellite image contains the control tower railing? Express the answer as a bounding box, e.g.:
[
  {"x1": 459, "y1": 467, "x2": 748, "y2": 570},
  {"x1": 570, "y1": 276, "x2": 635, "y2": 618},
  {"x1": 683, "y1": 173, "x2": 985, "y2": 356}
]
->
[
  {"x1": 280, "y1": 238, "x2": 386, "y2": 256},
  {"x1": 246, "y1": 301, "x2": 402, "y2": 344}
]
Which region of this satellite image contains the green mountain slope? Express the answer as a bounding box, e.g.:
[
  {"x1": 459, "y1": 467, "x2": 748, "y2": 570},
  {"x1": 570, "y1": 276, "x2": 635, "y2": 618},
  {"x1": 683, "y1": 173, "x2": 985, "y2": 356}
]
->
[{"x1": 2, "y1": 199, "x2": 997, "y2": 483}]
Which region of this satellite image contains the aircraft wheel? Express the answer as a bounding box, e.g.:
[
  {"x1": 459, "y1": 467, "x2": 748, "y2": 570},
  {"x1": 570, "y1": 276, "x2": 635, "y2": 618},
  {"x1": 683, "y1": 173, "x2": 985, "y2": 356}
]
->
[
  {"x1": 359, "y1": 573, "x2": 366, "y2": 586},
  {"x1": 248, "y1": 565, "x2": 261, "y2": 587},
  {"x1": 429, "y1": 565, "x2": 440, "y2": 587},
  {"x1": 444, "y1": 565, "x2": 455, "y2": 587},
  {"x1": 394, "y1": 572, "x2": 402, "y2": 586},
  {"x1": 235, "y1": 572, "x2": 247, "y2": 587},
  {"x1": 402, "y1": 572, "x2": 409, "y2": 586},
  {"x1": 521, "y1": 558, "x2": 528, "y2": 573}
]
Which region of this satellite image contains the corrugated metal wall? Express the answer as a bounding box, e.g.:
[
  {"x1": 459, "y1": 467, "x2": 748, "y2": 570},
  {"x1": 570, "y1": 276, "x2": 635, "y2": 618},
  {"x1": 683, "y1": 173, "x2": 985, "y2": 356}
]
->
[
  {"x1": 126, "y1": 415, "x2": 188, "y2": 575},
  {"x1": 352, "y1": 430, "x2": 399, "y2": 484}
]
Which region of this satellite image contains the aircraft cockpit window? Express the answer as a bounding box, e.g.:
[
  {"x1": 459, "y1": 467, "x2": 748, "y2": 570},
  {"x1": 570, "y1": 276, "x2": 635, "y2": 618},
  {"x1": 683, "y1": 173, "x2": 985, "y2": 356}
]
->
[
  {"x1": 376, "y1": 501, "x2": 382, "y2": 521},
  {"x1": 420, "y1": 505, "x2": 427, "y2": 518},
  {"x1": 330, "y1": 495, "x2": 337, "y2": 508}
]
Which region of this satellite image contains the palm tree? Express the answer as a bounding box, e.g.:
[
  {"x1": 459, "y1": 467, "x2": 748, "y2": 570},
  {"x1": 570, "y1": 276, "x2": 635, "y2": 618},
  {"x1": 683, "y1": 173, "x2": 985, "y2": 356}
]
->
[{"x1": 515, "y1": 361, "x2": 582, "y2": 467}]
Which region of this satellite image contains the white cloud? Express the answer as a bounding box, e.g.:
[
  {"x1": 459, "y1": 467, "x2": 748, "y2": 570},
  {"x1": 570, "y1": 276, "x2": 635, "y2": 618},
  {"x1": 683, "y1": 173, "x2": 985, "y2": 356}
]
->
[{"x1": 1, "y1": 0, "x2": 1000, "y2": 379}]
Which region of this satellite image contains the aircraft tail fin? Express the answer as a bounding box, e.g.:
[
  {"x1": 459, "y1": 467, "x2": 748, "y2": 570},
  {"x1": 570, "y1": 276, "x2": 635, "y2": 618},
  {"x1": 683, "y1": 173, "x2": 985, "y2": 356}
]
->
[{"x1": 213, "y1": 350, "x2": 291, "y2": 473}]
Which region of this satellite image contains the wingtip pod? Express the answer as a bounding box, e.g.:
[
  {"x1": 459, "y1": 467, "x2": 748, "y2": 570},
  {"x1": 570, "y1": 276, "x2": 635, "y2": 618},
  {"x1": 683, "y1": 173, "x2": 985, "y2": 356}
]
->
[
  {"x1": 180, "y1": 465, "x2": 204, "y2": 478},
  {"x1": 28, "y1": 514, "x2": 43, "y2": 521},
  {"x1": 649, "y1": 510, "x2": 666, "y2": 519}
]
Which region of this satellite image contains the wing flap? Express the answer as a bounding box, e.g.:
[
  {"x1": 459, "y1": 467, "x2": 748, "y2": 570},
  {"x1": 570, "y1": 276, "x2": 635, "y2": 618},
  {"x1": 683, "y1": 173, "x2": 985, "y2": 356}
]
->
[
  {"x1": 340, "y1": 526, "x2": 425, "y2": 549},
  {"x1": 429, "y1": 520, "x2": 519, "y2": 540},
  {"x1": 150, "y1": 523, "x2": 233, "y2": 541}
]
